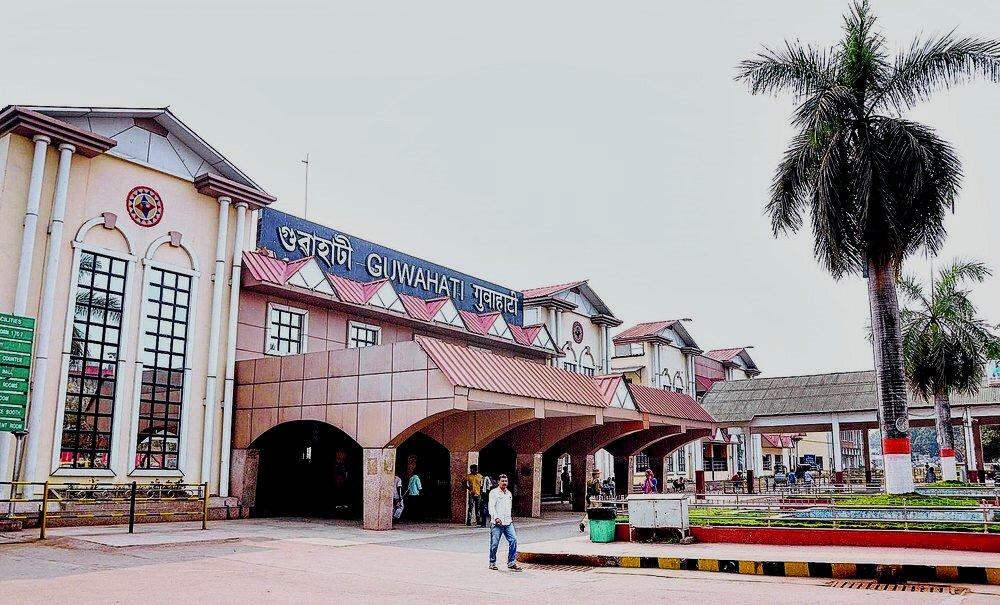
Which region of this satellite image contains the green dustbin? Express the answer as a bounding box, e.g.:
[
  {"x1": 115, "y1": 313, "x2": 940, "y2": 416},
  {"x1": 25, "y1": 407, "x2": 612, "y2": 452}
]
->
[
  {"x1": 587, "y1": 506, "x2": 616, "y2": 543},
  {"x1": 588, "y1": 519, "x2": 616, "y2": 543}
]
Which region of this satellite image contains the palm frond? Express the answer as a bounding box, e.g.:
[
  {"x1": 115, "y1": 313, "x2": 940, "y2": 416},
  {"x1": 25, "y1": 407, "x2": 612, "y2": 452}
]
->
[
  {"x1": 736, "y1": 41, "x2": 835, "y2": 97},
  {"x1": 878, "y1": 32, "x2": 1000, "y2": 111}
]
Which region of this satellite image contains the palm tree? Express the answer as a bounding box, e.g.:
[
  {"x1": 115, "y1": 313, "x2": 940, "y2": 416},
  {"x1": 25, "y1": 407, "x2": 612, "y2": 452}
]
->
[
  {"x1": 900, "y1": 260, "x2": 1000, "y2": 481},
  {"x1": 737, "y1": 1, "x2": 1000, "y2": 493}
]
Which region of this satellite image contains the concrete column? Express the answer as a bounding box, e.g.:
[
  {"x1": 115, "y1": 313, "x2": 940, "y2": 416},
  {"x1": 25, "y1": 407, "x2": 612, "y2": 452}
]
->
[
  {"x1": 449, "y1": 451, "x2": 479, "y2": 524},
  {"x1": 20, "y1": 142, "x2": 74, "y2": 493},
  {"x1": 569, "y1": 453, "x2": 594, "y2": 511},
  {"x1": 693, "y1": 440, "x2": 705, "y2": 499},
  {"x1": 552, "y1": 309, "x2": 562, "y2": 367},
  {"x1": 973, "y1": 421, "x2": 985, "y2": 484},
  {"x1": 363, "y1": 448, "x2": 397, "y2": 530},
  {"x1": 201, "y1": 197, "x2": 231, "y2": 486},
  {"x1": 962, "y1": 409, "x2": 975, "y2": 482},
  {"x1": 602, "y1": 325, "x2": 611, "y2": 373},
  {"x1": 1, "y1": 135, "x2": 50, "y2": 478},
  {"x1": 861, "y1": 429, "x2": 872, "y2": 484},
  {"x1": 219, "y1": 201, "x2": 250, "y2": 497},
  {"x1": 832, "y1": 414, "x2": 844, "y2": 483},
  {"x1": 751, "y1": 433, "x2": 763, "y2": 475},
  {"x1": 515, "y1": 452, "x2": 542, "y2": 518},
  {"x1": 229, "y1": 448, "x2": 260, "y2": 507}
]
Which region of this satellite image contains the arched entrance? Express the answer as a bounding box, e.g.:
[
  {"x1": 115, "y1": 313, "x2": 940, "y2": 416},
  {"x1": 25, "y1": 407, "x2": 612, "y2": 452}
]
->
[
  {"x1": 396, "y1": 433, "x2": 450, "y2": 521},
  {"x1": 251, "y1": 420, "x2": 362, "y2": 518},
  {"x1": 479, "y1": 439, "x2": 517, "y2": 483}
]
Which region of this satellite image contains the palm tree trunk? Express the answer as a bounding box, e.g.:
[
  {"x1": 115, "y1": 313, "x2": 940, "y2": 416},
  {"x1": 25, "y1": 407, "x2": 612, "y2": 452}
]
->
[
  {"x1": 933, "y1": 387, "x2": 957, "y2": 481},
  {"x1": 867, "y1": 260, "x2": 915, "y2": 494}
]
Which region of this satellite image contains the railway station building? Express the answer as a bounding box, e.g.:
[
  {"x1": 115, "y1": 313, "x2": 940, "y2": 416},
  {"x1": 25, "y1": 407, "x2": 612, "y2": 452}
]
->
[{"x1": 0, "y1": 105, "x2": 274, "y2": 499}]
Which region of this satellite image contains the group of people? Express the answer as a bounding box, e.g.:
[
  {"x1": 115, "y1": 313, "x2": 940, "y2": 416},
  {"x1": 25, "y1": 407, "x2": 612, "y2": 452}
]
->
[{"x1": 392, "y1": 471, "x2": 425, "y2": 522}]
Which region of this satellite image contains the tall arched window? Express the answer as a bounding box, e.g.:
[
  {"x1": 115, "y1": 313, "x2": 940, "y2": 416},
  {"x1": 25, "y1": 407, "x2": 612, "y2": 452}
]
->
[
  {"x1": 130, "y1": 236, "x2": 200, "y2": 473},
  {"x1": 60, "y1": 251, "x2": 129, "y2": 469}
]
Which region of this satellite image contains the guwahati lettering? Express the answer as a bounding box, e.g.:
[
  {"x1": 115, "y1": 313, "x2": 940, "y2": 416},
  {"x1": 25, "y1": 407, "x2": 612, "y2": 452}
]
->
[
  {"x1": 277, "y1": 226, "x2": 353, "y2": 270},
  {"x1": 366, "y1": 253, "x2": 465, "y2": 300},
  {"x1": 471, "y1": 283, "x2": 518, "y2": 315}
]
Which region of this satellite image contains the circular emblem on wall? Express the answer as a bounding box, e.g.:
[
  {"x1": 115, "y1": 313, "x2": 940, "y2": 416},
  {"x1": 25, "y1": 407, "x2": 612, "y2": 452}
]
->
[
  {"x1": 572, "y1": 321, "x2": 584, "y2": 344},
  {"x1": 125, "y1": 186, "x2": 164, "y2": 227},
  {"x1": 894, "y1": 417, "x2": 910, "y2": 433}
]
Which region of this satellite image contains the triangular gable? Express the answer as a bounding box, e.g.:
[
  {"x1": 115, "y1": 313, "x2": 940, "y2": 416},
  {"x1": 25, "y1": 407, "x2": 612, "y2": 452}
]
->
[
  {"x1": 612, "y1": 379, "x2": 636, "y2": 409},
  {"x1": 30, "y1": 106, "x2": 260, "y2": 189},
  {"x1": 526, "y1": 324, "x2": 556, "y2": 350},
  {"x1": 487, "y1": 314, "x2": 513, "y2": 340},
  {"x1": 367, "y1": 281, "x2": 405, "y2": 313},
  {"x1": 431, "y1": 298, "x2": 464, "y2": 328},
  {"x1": 285, "y1": 258, "x2": 335, "y2": 295}
]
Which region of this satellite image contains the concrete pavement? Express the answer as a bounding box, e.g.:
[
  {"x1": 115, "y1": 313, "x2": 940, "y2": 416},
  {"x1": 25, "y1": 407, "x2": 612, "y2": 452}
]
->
[{"x1": 2, "y1": 516, "x2": 999, "y2": 604}]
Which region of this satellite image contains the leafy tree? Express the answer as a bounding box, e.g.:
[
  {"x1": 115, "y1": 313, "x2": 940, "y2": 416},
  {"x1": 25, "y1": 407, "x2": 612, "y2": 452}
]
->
[
  {"x1": 900, "y1": 260, "x2": 1000, "y2": 480},
  {"x1": 737, "y1": 1, "x2": 1000, "y2": 492}
]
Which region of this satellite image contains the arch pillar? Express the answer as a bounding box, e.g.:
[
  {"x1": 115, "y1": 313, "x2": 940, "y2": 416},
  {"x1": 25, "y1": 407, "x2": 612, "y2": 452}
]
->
[
  {"x1": 363, "y1": 447, "x2": 397, "y2": 530},
  {"x1": 559, "y1": 420, "x2": 647, "y2": 511}
]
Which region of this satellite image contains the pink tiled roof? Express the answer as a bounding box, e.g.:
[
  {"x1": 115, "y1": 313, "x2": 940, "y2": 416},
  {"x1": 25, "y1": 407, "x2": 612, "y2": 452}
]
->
[
  {"x1": 762, "y1": 434, "x2": 794, "y2": 449},
  {"x1": 627, "y1": 383, "x2": 715, "y2": 423},
  {"x1": 243, "y1": 251, "x2": 292, "y2": 283},
  {"x1": 415, "y1": 336, "x2": 607, "y2": 407},
  {"x1": 613, "y1": 320, "x2": 679, "y2": 343},
  {"x1": 593, "y1": 374, "x2": 624, "y2": 405},
  {"x1": 327, "y1": 274, "x2": 367, "y2": 304},
  {"x1": 706, "y1": 348, "x2": 745, "y2": 362},
  {"x1": 398, "y1": 295, "x2": 451, "y2": 322},
  {"x1": 522, "y1": 280, "x2": 586, "y2": 300},
  {"x1": 243, "y1": 250, "x2": 554, "y2": 352},
  {"x1": 696, "y1": 375, "x2": 720, "y2": 392}
]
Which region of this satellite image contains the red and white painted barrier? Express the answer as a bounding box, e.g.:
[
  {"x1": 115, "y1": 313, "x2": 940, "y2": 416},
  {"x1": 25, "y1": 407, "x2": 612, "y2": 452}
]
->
[{"x1": 883, "y1": 437, "x2": 915, "y2": 494}]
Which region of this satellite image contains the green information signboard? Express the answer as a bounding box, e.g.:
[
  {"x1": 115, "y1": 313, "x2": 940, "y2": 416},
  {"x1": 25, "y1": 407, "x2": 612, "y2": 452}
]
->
[{"x1": 0, "y1": 313, "x2": 33, "y2": 432}]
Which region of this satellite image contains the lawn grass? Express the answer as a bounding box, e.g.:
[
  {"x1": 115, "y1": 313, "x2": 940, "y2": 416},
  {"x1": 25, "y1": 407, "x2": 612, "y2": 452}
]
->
[{"x1": 818, "y1": 494, "x2": 982, "y2": 507}]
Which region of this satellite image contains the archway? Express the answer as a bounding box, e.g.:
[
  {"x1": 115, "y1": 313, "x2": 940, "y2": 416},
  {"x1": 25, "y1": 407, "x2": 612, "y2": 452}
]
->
[
  {"x1": 251, "y1": 420, "x2": 362, "y2": 518},
  {"x1": 479, "y1": 439, "x2": 517, "y2": 482},
  {"x1": 396, "y1": 432, "x2": 451, "y2": 521}
]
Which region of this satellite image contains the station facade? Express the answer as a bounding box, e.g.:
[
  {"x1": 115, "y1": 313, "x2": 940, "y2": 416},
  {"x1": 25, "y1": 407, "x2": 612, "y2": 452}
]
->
[{"x1": 0, "y1": 105, "x2": 273, "y2": 498}]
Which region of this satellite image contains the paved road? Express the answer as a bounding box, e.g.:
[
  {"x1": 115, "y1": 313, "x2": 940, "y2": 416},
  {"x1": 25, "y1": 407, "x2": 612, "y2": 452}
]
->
[{"x1": 2, "y1": 517, "x2": 998, "y2": 604}]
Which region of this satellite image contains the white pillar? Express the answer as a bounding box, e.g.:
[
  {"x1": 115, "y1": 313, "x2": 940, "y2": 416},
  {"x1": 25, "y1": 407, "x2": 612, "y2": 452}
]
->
[
  {"x1": 20, "y1": 143, "x2": 74, "y2": 492},
  {"x1": 602, "y1": 324, "x2": 611, "y2": 373},
  {"x1": 963, "y1": 408, "x2": 977, "y2": 477},
  {"x1": 653, "y1": 344, "x2": 662, "y2": 388},
  {"x1": 1, "y1": 135, "x2": 51, "y2": 481},
  {"x1": 219, "y1": 202, "x2": 249, "y2": 497},
  {"x1": 552, "y1": 309, "x2": 562, "y2": 367},
  {"x1": 13, "y1": 135, "x2": 52, "y2": 314},
  {"x1": 751, "y1": 433, "x2": 763, "y2": 475},
  {"x1": 201, "y1": 197, "x2": 231, "y2": 486},
  {"x1": 832, "y1": 414, "x2": 843, "y2": 479}
]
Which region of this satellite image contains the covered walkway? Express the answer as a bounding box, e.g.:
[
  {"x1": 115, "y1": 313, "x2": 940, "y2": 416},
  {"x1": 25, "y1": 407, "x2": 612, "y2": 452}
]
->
[
  {"x1": 233, "y1": 336, "x2": 715, "y2": 529},
  {"x1": 702, "y1": 370, "x2": 1000, "y2": 483}
]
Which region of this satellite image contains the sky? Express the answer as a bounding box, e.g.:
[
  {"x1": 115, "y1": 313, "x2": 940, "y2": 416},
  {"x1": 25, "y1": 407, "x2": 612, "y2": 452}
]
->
[{"x1": 5, "y1": 1, "x2": 1000, "y2": 377}]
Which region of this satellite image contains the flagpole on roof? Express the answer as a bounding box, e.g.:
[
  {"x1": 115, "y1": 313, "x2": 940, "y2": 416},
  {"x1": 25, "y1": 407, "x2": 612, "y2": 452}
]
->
[{"x1": 301, "y1": 153, "x2": 310, "y2": 219}]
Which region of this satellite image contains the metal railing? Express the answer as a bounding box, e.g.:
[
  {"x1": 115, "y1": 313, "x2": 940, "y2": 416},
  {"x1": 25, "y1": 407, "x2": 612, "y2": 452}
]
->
[{"x1": 1, "y1": 480, "x2": 210, "y2": 539}]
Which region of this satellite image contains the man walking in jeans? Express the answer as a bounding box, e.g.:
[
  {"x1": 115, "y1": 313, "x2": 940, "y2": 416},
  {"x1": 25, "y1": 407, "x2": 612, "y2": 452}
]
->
[{"x1": 487, "y1": 474, "x2": 522, "y2": 571}]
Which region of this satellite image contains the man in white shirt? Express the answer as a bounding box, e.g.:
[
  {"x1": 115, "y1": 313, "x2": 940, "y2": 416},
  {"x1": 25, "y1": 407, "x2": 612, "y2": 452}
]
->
[{"x1": 487, "y1": 474, "x2": 522, "y2": 571}]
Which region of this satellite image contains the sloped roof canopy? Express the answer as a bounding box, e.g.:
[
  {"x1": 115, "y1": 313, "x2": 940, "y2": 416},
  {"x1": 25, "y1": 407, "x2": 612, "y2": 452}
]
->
[
  {"x1": 628, "y1": 383, "x2": 715, "y2": 423},
  {"x1": 702, "y1": 369, "x2": 1000, "y2": 424},
  {"x1": 523, "y1": 280, "x2": 622, "y2": 325},
  {"x1": 706, "y1": 347, "x2": 761, "y2": 375},
  {"x1": 614, "y1": 320, "x2": 701, "y2": 351}
]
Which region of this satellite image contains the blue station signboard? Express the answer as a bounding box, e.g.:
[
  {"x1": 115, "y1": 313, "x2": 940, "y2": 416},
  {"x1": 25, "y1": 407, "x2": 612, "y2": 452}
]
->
[{"x1": 257, "y1": 209, "x2": 524, "y2": 326}]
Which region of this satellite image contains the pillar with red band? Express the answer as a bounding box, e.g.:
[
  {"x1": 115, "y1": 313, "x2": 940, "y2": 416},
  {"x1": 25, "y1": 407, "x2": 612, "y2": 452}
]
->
[{"x1": 882, "y1": 437, "x2": 911, "y2": 455}]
